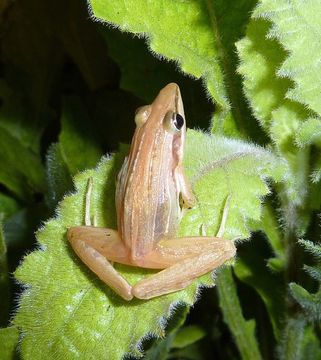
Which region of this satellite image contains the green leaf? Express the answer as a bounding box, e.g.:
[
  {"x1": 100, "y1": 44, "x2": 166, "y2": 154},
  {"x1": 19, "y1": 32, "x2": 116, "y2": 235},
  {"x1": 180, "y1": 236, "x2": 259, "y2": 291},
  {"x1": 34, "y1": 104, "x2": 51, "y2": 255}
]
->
[
  {"x1": 98, "y1": 1, "x2": 262, "y2": 139},
  {"x1": 52, "y1": 0, "x2": 117, "y2": 90},
  {"x1": 301, "y1": 325, "x2": 321, "y2": 360},
  {"x1": 299, "y1": 239, "x2": 321, "y2": 260},
  {"x1": 0, "y1": 127, "x2": 45, "y2": 201},
  {"x1": 89, "y1": 0, "x2": 254, "y2": 136},
  {"x1": 0, "y1": 193, "x2": 20, "y2": 222},
  {"x1": 3, "y1": 204, "x2": 47, "y2": 251},
  {"x1": 45, "y1": 143, "x2": 74, "y2": 211},
  {"x1": 289, "y1": 240, "x2": 321, "y2": 321},
  {"x1": 237, "y1": 16, "x2": 311, "y2": 148},
  {"x1": 237, "y1": 13, "x2": 312, "y2": 234},
  {"x1": 171, "y1": 325, "x2": 206, "y2": 349},
  {"x1": 234, "y1": 239, "x2": 285, "y2": 340},
  {"x1": 1, "y1": 0, "x2": 62, "y2": 146},
  {"x1": 237, "y1": 18, "x2": 291, "y2": 133},
  {"x1": 169, "y1": 345, "x2": 203, "y2": 360},
  {"x1": 250, "y1": 202, "x2": 285, "y2": 271},
  {"x1": 0, "y1": 222, "x2": 10, "y2": 326},
  {"x1": 100, "y1": 27, "x2": 213, "y2": 131},
  {"x1": 144, "y1": 304, "x2": 189, "y2": 360},
  {"x1": 0, "y1": 80, "x2": 46, "y2": 154},
  {"x1": 59, "y1": 97, "x2": 103, "y2": 176},
  {"x1": 286, "y1": 239, "x2": 321, "y2": 357},
  {"x1": 254, "y1": 0, "x2": 321, "y2": 116},
  {"x1": 290, "y1": 283, "x2": 321, "y2": 321},
  {"x1": 298, "y1": 124, "x2": 321, "y2": 209},
  {"x1": 311, "y1": 160, "x2": 321, "y2": 184},
  {"x1": 216, "y1": 267, "x2": 262, "y2": 360},
  {"x1": 296, "y1": 118, "x2": 321, "y2": 147},
  {"x1": 13, "y1": 130, "x2": 281, "y2": 358},
  {"x1": 181, "y1": 130, "x2": 284, "y2": 240},
  {"x1": 304, "y1": 265, "x2": 321, "y2": 283},
  {"x1": 238, "y1": 2, "x2": 321, "y2": 237},
  {"x1": 277, "y1": 316, "x2": 306, "y2": 360},
  {"x1": 143, "y1": 335, "x2": 175, "y2": 360},
  {"x1": 0, "y1": 326, "x2": 19, "y2": 360}
]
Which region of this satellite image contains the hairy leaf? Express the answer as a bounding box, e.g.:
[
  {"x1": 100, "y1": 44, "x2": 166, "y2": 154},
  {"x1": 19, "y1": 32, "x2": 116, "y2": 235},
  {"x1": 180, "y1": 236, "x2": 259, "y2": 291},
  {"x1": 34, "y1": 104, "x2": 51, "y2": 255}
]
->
[
  {"x1": 0, "y1": 193, "x2": 20, "y2": 222},
  {"x1": 59, "y1": 97, "x2": 102, "y2": 176},
  {"x1": 53, "y1": 0, "x2": 118, "y2": 90},
  {"x1": 234, "y1": 239, "x2": 285, "y2": 340},
  {"x1": 301, "y1": 325, "x2": 321, "y2": 360},
  {"x1": 143, "y1": 335, "x2": 174, "y2": 360},
  {"x1": 89, "y1": 0, "x2": 256, "y2": 136},
  {"x1": 144, "y1": 304, "x2": 189, "y2": 360},
  {"x1": 0, "y1": 222, "x2": 10, "y2": 326},
  {"x1": 0, "y1": 80, "x2": 45, "y2": 154},
  {"x1": 181, "y1": 131, "x2": 284, "y2": 240},
  {"x1": 237, "y1": 6, "x2": 313, "y2": 235},
  {"x1": 251, "y1": 202, "x2": 285, "y2": 272},
  {"x1": 277, "y1": 316, "x2": 306, "y2": 360},
  {"x1": 171, "y1": 325, "x2": 206, "y2": 349},
  {"x1": 0, "y1": 127, "x2": 45, "y2": 201},
  {"x1": 289, "y1": 240, "x2": 321, "y2": 321},
  {"x1": 237, "y1": 16, "x2": 311, "y2": 149},
  {"x1": 290, "y1": 284, "x2": 321, "y2": 320},
  {"x1": 0, "y1": 326, "x2": 19, "y2": 359},
  {"x1": 296, "y1": 118, "x2": 321, "y2": 148},
  {"x1": 45, "y1": 143, "x2": 74, "y2": 211},
  {"x1": 240, "y1": 2, "x2": 321, "y2": 236},
  {"x1": 100, "y1": 27, "x2": 213, "y2": 131},
  {"x1": 254, "y1": 0, "x2": 321, "y2": 117},
  {"x1": 14, "y1": 130, "x2": 281, "y2": 359},
  {"x1": 237, "y1": 19, "x2": 290, "y2": 133},
  {"x1": 295, "y1": 118, "x2": 321, "y2": 201}
]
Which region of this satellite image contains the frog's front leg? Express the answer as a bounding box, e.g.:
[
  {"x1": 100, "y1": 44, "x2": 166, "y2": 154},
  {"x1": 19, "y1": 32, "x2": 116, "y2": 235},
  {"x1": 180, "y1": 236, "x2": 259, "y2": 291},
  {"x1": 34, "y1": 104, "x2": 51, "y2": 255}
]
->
[
  {"x1": 132, "y1": 237, "x2": 236, "y2": 299},
  {"x1": 177, "y1": 167, "x2": 196, "y2": 209},
  {"x1": 68, "y1": 226, "x2": 133, "y2": 300}
]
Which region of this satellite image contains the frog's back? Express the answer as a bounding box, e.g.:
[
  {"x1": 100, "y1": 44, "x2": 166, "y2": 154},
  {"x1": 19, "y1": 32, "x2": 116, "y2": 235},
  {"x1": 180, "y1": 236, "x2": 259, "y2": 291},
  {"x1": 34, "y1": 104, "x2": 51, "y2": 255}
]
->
[
  {"x1": 115, "y1": 83, "x2": 185, "y2": 261},
  {"x1": 116, "y1": 126, "x2": 180, "y2": 260}
]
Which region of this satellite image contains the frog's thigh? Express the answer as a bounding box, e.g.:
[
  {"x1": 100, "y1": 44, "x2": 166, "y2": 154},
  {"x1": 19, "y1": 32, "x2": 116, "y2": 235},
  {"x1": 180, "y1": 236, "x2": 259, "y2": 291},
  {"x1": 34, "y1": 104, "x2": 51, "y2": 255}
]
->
[
  {"x1": 132, "y1": 237, "x2": 236, "y2": 300},
  {"x1": 68, "y1": 226, "x2": 133, "y2": 301}
]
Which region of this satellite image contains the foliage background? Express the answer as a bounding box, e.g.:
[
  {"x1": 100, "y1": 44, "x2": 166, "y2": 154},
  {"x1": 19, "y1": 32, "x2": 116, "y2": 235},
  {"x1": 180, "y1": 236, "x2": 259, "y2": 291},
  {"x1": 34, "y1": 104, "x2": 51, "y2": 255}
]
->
[{"x1": 0, "y1": 0, "x2": 321, "y2": 359}]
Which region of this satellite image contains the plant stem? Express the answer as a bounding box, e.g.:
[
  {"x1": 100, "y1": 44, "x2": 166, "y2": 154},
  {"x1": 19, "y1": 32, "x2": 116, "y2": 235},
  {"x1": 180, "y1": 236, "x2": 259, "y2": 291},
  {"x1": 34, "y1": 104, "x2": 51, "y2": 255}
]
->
[{"x1": 216, "y1": 266, "x2": 262, "y2": 360}]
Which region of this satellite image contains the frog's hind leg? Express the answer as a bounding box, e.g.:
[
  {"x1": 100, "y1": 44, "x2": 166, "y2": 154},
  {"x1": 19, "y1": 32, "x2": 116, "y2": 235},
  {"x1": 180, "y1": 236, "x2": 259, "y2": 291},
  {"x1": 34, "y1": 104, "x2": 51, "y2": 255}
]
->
[
  {"x1": 132, "y1": 237, "x2": 236, "y2": 299},
  {"x1": 132, "y1": 195, "x2": 236, "y2": 299},
  {"x1": 67, "y1": 178, "x2": 133, "y2": 301},
  {"x1": 68, "y1": 227, "x2": 132, "y2": 300}
]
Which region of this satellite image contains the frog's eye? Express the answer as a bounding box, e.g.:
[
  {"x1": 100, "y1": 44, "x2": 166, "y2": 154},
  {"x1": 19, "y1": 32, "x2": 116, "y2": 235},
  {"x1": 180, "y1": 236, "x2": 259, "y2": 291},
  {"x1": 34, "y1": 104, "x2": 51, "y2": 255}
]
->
[
  {"x1": 135, "y1": 105, "x2": 151, "y2": 126},
  {"x1": 164, "y1": 111, "x2": 185, "y2": 132}
]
